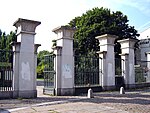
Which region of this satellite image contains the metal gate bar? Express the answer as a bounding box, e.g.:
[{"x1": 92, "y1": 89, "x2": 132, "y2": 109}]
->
[
  {"x1": 43, "y1": 54, "x2": 56, "y2": 95},
  {"x1": 74, "y1": 55, "x2": 102, "y2": 87},
  {"x1": 0, "y1": 50, "x2": 13, "y2": 91}
]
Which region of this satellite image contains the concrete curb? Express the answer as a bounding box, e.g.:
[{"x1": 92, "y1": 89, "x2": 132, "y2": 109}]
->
[{"x1": 7, "y1": 98, "x2": 85, "y2": 112}]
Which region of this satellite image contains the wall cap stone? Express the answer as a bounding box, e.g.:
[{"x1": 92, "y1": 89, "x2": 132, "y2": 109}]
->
[
  {"x1": 13, "y1": 18, "x2": 41, "y2": 33},
  {"x1": 95, "y1": 34, "x2": 118, "y2": 40},
  {"x1": 118, "y1": 38, "x2": 139, "y2": 43},
  {"x1": 52, "y1": 26, "x2": 76, "y2": 33}
]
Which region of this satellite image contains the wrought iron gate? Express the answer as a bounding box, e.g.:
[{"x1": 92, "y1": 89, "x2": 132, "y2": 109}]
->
[
  {"x1": 43, "y1": 54, "x2": 56, "y2": 95},
  {"x1": 74, "y1": 55, "x2": 102, "y2": 87},
  {"x1": 0, "y1": 50, "x2": 13, "y2": 91},
  {"x1": 135, "y1": 60, "x2": 150, "y2": 83},
  {"x1": 115, "y1": 58, "x2": 125, "y2": 89}
]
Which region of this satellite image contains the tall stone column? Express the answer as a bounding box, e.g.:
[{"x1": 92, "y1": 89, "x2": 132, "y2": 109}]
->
[
  {"x1": 96, "y1": 34, "x2": 117, "y2": 90},
  {"x1": 13, "y1": 18, "x2": 41, "y2": 98},
  {"x1": 118, "y1": 38, "x2": 138, "y2": 88},
  {"x1": 52, "y1": 26, "x2": 75, "y2": 95},
  {"x1": 12, "y1": 42, "x2": 20, "y2": 98},
  {"x1": 52, "y1": 46, "x2": 62, "y2": 95},
  {"x1": 34, "y1": 44, "x2": 41, "y2": 90},
  {"x1": 120, "y1": 54, "x2": 129, "y2": 86},
  {"x1": 146, "y1": 52, "x2": 150, "y2": 82}
]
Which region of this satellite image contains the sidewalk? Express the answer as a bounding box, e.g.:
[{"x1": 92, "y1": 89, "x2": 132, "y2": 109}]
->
[
  {"x1": 1, "y1": 86, "x2": 150, "y2": 113},
  {"x1": 8, "y1": 101, "x2": 128, "y2": 113}
]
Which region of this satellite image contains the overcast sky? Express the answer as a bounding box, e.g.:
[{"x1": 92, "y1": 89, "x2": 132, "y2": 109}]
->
[{"x1": 0, "y1": 0, "x2": 150, "y2": 51}]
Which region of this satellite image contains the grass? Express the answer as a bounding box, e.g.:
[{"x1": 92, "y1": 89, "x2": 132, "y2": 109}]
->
[{"x1": 37, "y1": 78, "x2": 44, "y2": 81}]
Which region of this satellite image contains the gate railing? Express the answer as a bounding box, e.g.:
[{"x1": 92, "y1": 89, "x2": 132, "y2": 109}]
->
[
  {"x1": 135, "y1": 60, "x2": 150, "y2": 83},
  {"x1": 74, "y1": 55, "x2": 102, "y2": 87},
  {"x1": 43, "y1": 54, "x2": 56, "y2": 88},
  {"x1": 115, "y1": 58, "x2": 125, "y2": 76},
  {"x1": 0, "y1": 50, "x2": 13, "y2": 91}
]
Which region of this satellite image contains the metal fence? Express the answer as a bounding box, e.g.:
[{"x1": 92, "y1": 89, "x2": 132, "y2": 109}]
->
[
  {"x1": 74, "y1": 55, "x2": 102, "y2": 87},
  {"x1": 115, "y1": 58, "x2": 125, "y2": 89},
  {"x1": 115, "y1": 58, "x2": 125, "y2": 76},
  {"x1": 135, "y1": 60, "x2": 150, "y2": 83},
  {"x1": 0, "y1": 50, "x2": 13, "y2": 91}
]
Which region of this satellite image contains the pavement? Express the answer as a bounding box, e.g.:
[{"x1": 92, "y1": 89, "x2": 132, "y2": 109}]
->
[
  {"x1": 1, "y1": 85, "x2": 150, "y2": 113},
  {"x1": 7, "y1": 101, "x2": 128, "y2": 113}
]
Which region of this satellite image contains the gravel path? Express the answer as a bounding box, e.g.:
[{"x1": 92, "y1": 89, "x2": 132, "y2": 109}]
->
[{"x1": 85, "y1": 90, "x2": 150, "y2": 113}]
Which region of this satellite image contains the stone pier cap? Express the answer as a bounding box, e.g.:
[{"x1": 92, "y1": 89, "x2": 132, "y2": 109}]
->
[
  {"x1": 95, "y1": 34, "x2": 118, "y2": 46},
  {"x1": 13, "y1": 18, "x2": 41, "y2": 33},
  {"x1": 52, "y1": 26, "x2": 76, "y2": 33},
  {"x1": 95, "y1": 34, "x2": 118, "y2": 39},
  {"x1": 118, "y1": 38, "x2": 139, "y2": 49},
  {"x1": 52, "y1": 26, "x2": 76, "y2": 39}
]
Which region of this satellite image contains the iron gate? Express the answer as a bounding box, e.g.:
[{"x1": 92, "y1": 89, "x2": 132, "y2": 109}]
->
[
  {"x1": 74, "y1": 55, "x2": 102, "y2": 87},
  {"x1": 115, "y1": 58, "x2": 125, "y2": 89},
  {"x1": 43, "y1": 54, "x2": 56, "y2": 95},
  {"x1": 0, "y1": 50, "x2": 13, "y2": 91},
  {"x1": 135, "y1": 60, "x2": 150, "y2": 83}
]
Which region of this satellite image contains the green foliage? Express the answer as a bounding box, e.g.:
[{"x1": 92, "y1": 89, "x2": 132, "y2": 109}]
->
[
  {"x1": 0, "y1": 30, "x2": 17, "y2": 64},
  {"x1": 0, "y1": 30, "x2": 17, "y2": 50},
  {"x1": 37, "y1": 50, "x2": 52, "y2": 78},
  {"x1": 68, "y1": 7, "x2": 139, "y2": 56}
]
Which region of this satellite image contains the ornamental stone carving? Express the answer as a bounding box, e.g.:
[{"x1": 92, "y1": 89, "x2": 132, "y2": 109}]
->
[{"x1": 13, "y1": 18, "x2": 41, "y2": 34}]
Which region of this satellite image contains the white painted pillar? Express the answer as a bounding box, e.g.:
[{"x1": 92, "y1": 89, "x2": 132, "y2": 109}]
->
[
  {"x1": 34, "y1": 44, "x2": 41, "y2": 90},
  {"x1": 12, "y1": 42, "x2": 20, "y2": 98},
  {"x1": 120, "y1": 54, "x2": 129, "y2": 86},
  {"x1": 118, "y1": 38, "x2": 138, "y2": 88},
  {"x1": 146, "y1": 52, "x2": 150, "y2": 82},
  {"x1": 52, "y1": 26, "x2": 76, "y2": 95},
  {"x1": 13, "y1": 18, "x2": 41, "y2": 98},
  {"x1": 96, "y1": 34, "x2": 117, "y2": 90},
  {"x1": 52, "y1": 46, "x2": 62, "y2": 95}
]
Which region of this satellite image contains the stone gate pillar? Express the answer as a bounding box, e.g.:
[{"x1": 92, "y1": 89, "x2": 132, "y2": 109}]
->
[
  {"x1": 13, "y1": 18, "x2": 41, "y2": 98},
  {"x1": 52, "y1": 26, "x2": 75, "y2": 95},
  {"x1": 96, "y1": 34, "x2": 117, "y2": 90},
  {"x1": 118, "y1": 38, "x2": 138, "y2": 88},
  {"x1": 146, "y1": 52, "x2": 150, "y2": 82},
  {"x1": 12, "y1": 42, "x2": 20, "y2": 98}
]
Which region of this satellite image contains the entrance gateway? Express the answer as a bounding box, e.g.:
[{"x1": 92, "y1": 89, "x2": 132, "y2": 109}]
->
[
  {"x1": 0, "y1": 18, "x2": 146, "y2": 98},
  {"x1": 43, "y1": 54, "x2": 127, "y2": 95},
  {"x1": 43, "y1": 54, "x2": 56, "y2": 95},
  {"x1": 43, "y1": 27, "x2": 137, "y2": 95}
]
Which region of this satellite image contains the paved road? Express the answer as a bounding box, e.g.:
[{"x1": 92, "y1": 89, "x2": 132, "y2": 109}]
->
[{"x1": 1, "y1": 86, "x2": 150, "y2": 113}]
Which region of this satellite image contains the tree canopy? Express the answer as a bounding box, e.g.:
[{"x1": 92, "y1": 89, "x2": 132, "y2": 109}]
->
[
  {"x1": 0, "y1": 30, "x2": 17, "y2": 50},
  {"x1": 37, "y1": 50, "x2": 52, "y2": 78},
  {"x1": 68, "y1": 7, "x2": 139, "y2": 56},
  {"x1": 0, "y1": 30, "x2": 17, "y2": 63}
]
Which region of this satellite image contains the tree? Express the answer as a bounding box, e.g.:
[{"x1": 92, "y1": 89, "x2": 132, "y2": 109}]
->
[
  {"x1": 68, "y1": 7, "x2": 139, "y2": 56},
  {"x1": 0, "y1": 30, "x2": 17, "y2": 50},
  {"x1": 37, "y1": 50, "x2": 51, "y2": 78},
  {"x1": 0, "y1": 30, "x2": 17, "y2": 64}
]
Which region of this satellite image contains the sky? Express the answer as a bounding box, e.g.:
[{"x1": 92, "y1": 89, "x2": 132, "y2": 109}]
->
[{"x1": 0, "y1": 0, "x2": 150, "y2": 51}]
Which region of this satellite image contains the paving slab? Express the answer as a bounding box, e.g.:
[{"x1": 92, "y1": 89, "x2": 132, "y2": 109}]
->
[
  {"x1": 1, "y1": 86, "x2": 150, "y2": 113},
  {"x1": 8, "y1": 102, "x2": 128, "y2": 113}
]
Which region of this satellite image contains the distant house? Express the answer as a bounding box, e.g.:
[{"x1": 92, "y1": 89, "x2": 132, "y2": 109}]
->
[{"x1": 136, "y1": 28, "x2": 150, "y2": 62}]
